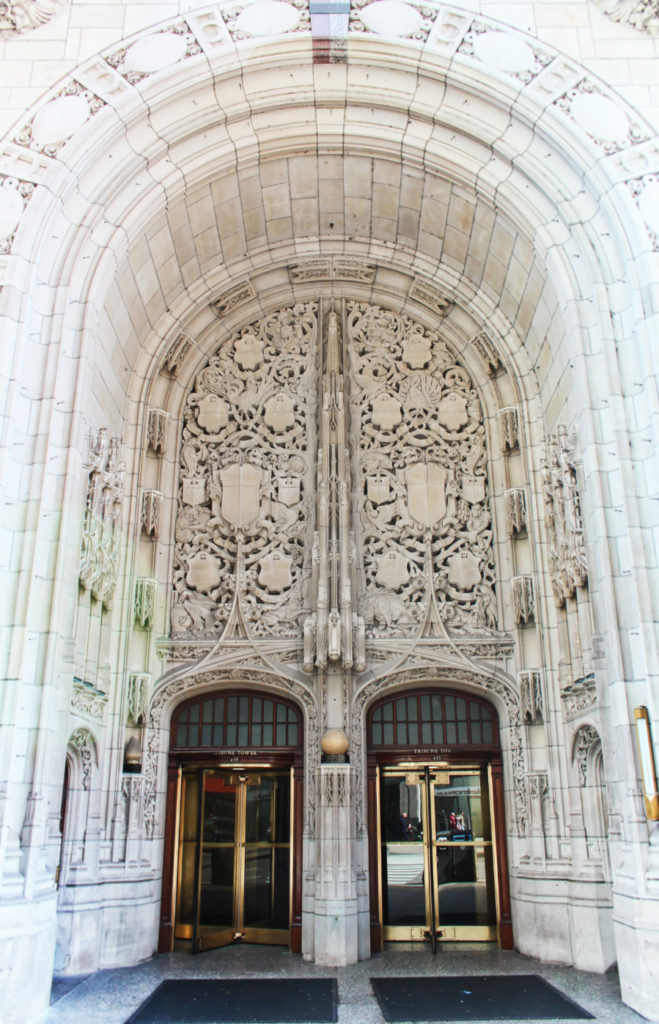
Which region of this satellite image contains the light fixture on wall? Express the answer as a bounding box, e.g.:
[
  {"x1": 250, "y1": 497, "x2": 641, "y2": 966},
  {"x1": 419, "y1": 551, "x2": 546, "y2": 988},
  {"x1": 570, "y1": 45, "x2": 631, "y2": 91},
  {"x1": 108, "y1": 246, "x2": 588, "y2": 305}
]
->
[{"x1": 634, "y1": 707, "x2": 659, "y2": 820}]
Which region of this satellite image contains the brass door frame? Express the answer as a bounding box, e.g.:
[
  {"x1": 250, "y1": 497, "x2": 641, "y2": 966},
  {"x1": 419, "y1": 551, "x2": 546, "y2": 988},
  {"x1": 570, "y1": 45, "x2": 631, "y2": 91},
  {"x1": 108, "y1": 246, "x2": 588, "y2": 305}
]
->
[
  {"x1": 175, "y1": 767, "x2": 294, "y2": 952},
  {"x1": 378, "y1": 763, "x2": 498, "y2": 946}
]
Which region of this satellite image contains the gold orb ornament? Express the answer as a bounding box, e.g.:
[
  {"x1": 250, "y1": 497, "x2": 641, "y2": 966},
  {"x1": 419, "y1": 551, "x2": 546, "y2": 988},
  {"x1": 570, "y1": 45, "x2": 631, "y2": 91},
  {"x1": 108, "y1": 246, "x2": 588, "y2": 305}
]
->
[{"x1": 321, "y1": 728, "x2": 349, "y2": 755}]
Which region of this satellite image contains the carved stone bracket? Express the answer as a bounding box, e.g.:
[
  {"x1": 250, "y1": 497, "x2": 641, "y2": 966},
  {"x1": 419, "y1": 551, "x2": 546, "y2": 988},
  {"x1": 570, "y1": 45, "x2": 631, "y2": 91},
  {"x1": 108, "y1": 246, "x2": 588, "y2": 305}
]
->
[
  {"x1": 211, "y1": 280, "x2": 256, "y2": 317},
  {"x1": 134, "y1": 577, "x2": 157, "y2": 629},
  {"x1": 471, "y1": 332, "x2": 503, "y2": 375},
  {"x1": 147, "y1": 408, "x2": 168, "y2": 456},
  {"x1": 498, "y1": 407, "x2": 520, "y2": 452},
  {"x1": 68, "y1": 727, "x2": 97, "y2": 790},
  {"x1": 141, "y1": 490, "x2": 163, "y2": 539},
  {"x1": 505, "y1": 488, "x2": 527, "y2": 536},
  {"x1": 161, "y1": 333, "x2": 193, "y2": 376},
  {"x1": 126, "y1": 672, "x2": 150, "y2": 726},
  {"x1": 519, "y1": 669, "x2": 543, "y2": 723},
  {"x1": 512, "y1": 575, "x2": 535, "y2": 626}
]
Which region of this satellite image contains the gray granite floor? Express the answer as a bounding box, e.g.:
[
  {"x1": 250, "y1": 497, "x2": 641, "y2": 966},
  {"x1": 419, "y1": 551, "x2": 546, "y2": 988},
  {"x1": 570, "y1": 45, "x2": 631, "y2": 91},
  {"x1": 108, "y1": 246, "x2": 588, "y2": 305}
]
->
[{"x1": 38, "y1": 943, "x2": 647, "y2": 1024}]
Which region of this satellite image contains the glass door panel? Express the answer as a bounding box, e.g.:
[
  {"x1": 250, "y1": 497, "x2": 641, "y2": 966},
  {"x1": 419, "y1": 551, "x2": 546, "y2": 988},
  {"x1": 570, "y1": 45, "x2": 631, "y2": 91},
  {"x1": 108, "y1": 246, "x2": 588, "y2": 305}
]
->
[
  {"x1": 176, "y1": 769, "x2": 292, "y2": 952},
  {"x1": 380, "y1": 766, "x2": 498, "y2": 946}
]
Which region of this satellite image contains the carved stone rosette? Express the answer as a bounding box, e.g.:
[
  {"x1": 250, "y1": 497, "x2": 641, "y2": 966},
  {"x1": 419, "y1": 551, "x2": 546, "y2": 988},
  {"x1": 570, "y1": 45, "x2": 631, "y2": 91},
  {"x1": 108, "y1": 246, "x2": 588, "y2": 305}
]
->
[
  {"x1": 79, "y1": 429, "x2": 125, "y2": 606},
  {"x1": 541, "y1": 427, "x2": 588, "y2": 606},
  {"x1": 347, "y1": 303, "x2": 497, "y2": 640}
]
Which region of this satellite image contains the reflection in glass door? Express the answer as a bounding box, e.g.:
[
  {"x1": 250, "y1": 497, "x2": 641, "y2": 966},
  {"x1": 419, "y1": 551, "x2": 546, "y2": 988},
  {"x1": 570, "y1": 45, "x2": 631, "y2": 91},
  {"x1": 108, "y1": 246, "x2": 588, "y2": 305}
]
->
[
  {"x1": 175, "y1": 770, "x2": 292, "y2": 951},
  {"x1": 379, "y1": 766, "x2": 497, "y2": 947}
]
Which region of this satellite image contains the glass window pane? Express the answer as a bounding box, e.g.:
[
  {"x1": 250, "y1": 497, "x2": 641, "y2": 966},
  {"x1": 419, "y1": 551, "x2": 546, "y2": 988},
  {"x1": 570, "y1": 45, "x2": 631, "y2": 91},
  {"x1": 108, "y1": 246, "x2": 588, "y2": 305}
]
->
[
  {"x1": 482, "y1": 720, "x2": 493, "y2": 743},
  {"x1": 188, "y1": 724, "x2": 198, "y2": 745},
  {"x1": 214, "y1": 698, "x2": 223, "y2": 721},
  {"x1": 446, "y1": 723, "x2": 456, "y2": 744},
  {"x1": 373, "y1": 722, "x2": 382, "y2": 744},
  {"x1": 202, "y1": 723, "x2": 212, "y2": 745},
  {"x1": 213, "y1": 723, "x2": 224, "y2": 746},
  {"x1": 202, "y1": 700, "x2": 213, "y2": 723},
  {"x1": 432, "y1": 695, "x2": 442, "y2": 723},
  {"x1": 289, "y1": 723, "x2": 298, "y2": 746},
  {"x1": 396, "y1": 698, "x2": 406, "y2": 721},
  {"x1": 408, "y1": 722, "x2": 418, "y2": 744},
  {"x1": 470, "y1": 702, "x2": 480, "y2": 719},
  {"x1": 263, "y1": 724, "x2": 273, "y2": 745},
  {"x1": 457, "y1": 698, "x2": 466, "y2": 720},
  {"x1": 276, "y1": 724, "x2": 286, "y2": 745},
  {"x1": 471, "y1": 721, "x2": 482, "y2": 744},
  {"x1": 420, "y1": 695, "x2": 431, "y2": 719},
  {"x1": 445, "y1": 696, "x2": 454, "y2": 719},
  {"x1": 277, "y1": 703, "x2": 287, "y2": 722},
  {"x1": 373, "y1": 707, "x2": 382, "y2": 725},
  {"x1": 252, "y1": 724, "x2": 262, "y2": 746},
  {"x1": 239, "y1": 696, "x2": 249, "y2": 721},
  {"x1": 264, "y1": 701, "x2": 274, "y2": 722},
  {"x1": 383, "y1": 722, "x2": 394, "y2": 744},
  {"x1": 433, "y1": 720, "x2": 444, "y2": 744},
  {"x1": 226, "y1": 724, "x2": 237, "y2": 746},
  {"x1": 421, "y1": 722, "x2": 431, "y2": 743},
  {"x1": 227, "y1": 696, "x2": 237, "y2": 722},
  {"x1": 238, "y1": 723, "x2": 248, "y2": 745},
  {"x1": 397, "y1": 721, "x2": 407, "y2": 744},
  {"x1": 458, "y1": 721, "x2": 468, "y2": 743},
  {"x1": 383, "y1": 701, "x2": 393, "y2": 722},
  {"x1": 253, "y1": 697, "x2": 262, "y2": 723}
]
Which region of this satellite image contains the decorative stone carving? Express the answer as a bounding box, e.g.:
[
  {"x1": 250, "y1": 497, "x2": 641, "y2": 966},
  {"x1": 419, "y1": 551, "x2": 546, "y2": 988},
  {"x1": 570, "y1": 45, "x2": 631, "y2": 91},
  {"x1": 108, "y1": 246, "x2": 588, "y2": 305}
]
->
[
  {"x1": 171, "y1": 304, "x2": 318, "y2": 639},
  {"x1": 69, "y1": 728, "x2": 96, "y2": 790},
  {"x1": 498, "y1": 407, "x2": 520, "y2": 452},
  {"x1": 141, "y1": 490, "x2": 163, "y2": 539},
  {"x1": 147, "y1": 408, "x2": 168, "y2": 456},
  {"x1": 512, "y1": 575, "x2": 535, "y2": 625},
  {"x1": 505, "y1": 488, "x2": 527, "y2": 536},
  {"x1": 409, "y1": 280, "x2": 452, "y2": 315},
  {"x1": 288, "y1": 258, "x2": 376, "y2": 284},
  {"x1": 288, "y1": 260, "x2": 331, "y2": 283},
  {"x1": 79, "y1": 429, "x2": 125, "y2": 606},
  {"x1": 458, "y1": 20, "x2": 552, "y2": 83},
  {"x1": 126, "y1": 673, "x2": 149, "y2": 726},
  {"x1": 471, "y1": 332, "x2": 503, "y2": 375},
  {"x1": 561, "y1": 673, "x2": 597, "y2": 720},
  {"x1": 541, "y1": 427, "x2": 588, "y2": 605},
  {"x1": 134, "y1": 577, "x2": 157, "y2": 629},
  {"x1": 573, "y1": 725, "x2": 600, "y2": 786},
  {"x1": 105, "y1": 25, "x2": 201, "y2": 84},
  {"x1": 0, "y1": 0, "x2": 65, "y2": 35},
  {"x1": 348, "y1": 303, "x2": 496, "y2": 639},
  {"x1": 0, "y1": 176, "x2": 36, "y2": 254},
  {"x1": 71, "y1": 678, "x2": 108, "y2": 723},
  {"x1": 161, "y1": 333, "x2": 193, "y2": 376},
  {"x1": 519, "y1": 670, "x2": 543, "y2": 723},
  {"x1": 591, "y1": 0, "x2": 659, "y2": 36},
  {"x1": 211, "y1": 280, "x2": 256, "y2": 318}
]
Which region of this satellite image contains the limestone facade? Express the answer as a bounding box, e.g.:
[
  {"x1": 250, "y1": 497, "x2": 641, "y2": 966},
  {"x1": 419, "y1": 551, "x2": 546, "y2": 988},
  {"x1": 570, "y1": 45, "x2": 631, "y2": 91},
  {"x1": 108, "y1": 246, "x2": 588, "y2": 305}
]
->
[{"x1": 0, "y1": 2, "x2": 658, "y2": 1022}]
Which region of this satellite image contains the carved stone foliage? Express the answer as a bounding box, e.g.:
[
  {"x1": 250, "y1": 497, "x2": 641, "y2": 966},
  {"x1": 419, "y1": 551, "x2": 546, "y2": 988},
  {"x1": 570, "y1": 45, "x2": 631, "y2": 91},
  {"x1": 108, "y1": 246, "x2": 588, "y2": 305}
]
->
[
  {"x1": 79, "y1": 429, "x2": 125, "y2": 606},
  {"x1": 561, "y1": 673, "x2": 597, "y2": 720},
  {"x1": 347, "y1": 303, "x2": 496, "y2": 640},
  {"x1": 573, "y1": 725, "x2": 600, "y2": 786},
  {"x1": 126, "y1": 672, "x2": 149, "y2": 726},
  {"x1": 591, "y1": 0, "x2": 659, "y2": 35},
  {"x1": 542, "y1": 427, "x2": 588, "y2": 605},
  {"x1": 0, "y1": 0, "x2": 65, "y2": 35},
  {"x1": 68, "y1": 727, "x2": 97, "y2": 791},
  {"x1": 171, "y1": 304, "x2": 318, "y2": 639},
  {"x1": 512, "y1": 575, "x2": 535, "y2": 626},
  {"x1": 134, "y1": 577, "x2": 157, "y2": 629},
  {"x1": 519, "y1": 670, "x2": 543, "y2": 723},
  {"x1": 71, "y1": 678, "x2": 108, "y2": 723}
]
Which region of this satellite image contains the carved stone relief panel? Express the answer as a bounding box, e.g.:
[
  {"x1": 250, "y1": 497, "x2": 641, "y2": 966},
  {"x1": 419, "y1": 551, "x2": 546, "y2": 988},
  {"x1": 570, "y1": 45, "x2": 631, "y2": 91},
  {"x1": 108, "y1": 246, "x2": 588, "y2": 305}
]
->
[
  {"x1": 171, "y1": 304, "x2": 318, "y2": 639},
  {"x1": 541, "y1": 427, "x2": 588, "y2": 605},
  {"x1": 346, "y1": 303, "x2": 496, "y2": 639},
  {"x1": 79, "y1": 429, "x2": 125, "y2": 606}
]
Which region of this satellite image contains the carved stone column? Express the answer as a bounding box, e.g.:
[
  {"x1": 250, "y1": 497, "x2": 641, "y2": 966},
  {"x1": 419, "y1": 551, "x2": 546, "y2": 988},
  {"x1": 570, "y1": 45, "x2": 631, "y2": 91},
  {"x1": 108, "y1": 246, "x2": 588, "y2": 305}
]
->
[{"x1": 313, "y1": 762, "x2": 359, "y2": 965}]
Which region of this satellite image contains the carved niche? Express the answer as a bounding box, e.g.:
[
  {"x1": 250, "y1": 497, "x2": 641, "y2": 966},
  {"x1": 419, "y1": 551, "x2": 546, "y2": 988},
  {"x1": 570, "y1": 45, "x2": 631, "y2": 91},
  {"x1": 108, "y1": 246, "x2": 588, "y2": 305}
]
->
[
  {"x1": 171, "y1": 304, "x2": 318, "y2": 638},
  {"x1": 541, "y1": 427, "x2": 588, "y2": 605},
  {"x1": 347, "y1": 304, "x2": 497, "y2": 639},
  {"x1": 79, "y1": 429, "x2": 125, "y2": 606}
]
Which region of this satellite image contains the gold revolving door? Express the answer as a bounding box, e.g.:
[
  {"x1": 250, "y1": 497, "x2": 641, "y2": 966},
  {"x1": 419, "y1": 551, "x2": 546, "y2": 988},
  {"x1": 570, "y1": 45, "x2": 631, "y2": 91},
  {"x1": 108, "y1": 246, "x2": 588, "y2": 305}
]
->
[{"x1": 176, "y1": 769, "x2": 293, "y2": 952}]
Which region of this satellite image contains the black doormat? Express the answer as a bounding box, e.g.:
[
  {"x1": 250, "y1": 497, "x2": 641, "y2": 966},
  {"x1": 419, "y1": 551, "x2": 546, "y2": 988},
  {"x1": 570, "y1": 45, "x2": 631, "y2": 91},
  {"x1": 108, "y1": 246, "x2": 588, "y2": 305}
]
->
[
  {"x1": 126, "y1": 978, "x2": 338, "y2": 1024},
  {"x1": 370, "y1": 975, "x2": 594, "y2": 1021}
]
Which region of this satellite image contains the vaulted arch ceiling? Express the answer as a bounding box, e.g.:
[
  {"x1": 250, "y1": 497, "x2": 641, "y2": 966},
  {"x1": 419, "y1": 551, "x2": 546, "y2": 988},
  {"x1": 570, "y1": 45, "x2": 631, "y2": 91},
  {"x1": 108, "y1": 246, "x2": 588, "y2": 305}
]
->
[{"x1": 1, "y1": 1, "x2": 656, "y2": 436}]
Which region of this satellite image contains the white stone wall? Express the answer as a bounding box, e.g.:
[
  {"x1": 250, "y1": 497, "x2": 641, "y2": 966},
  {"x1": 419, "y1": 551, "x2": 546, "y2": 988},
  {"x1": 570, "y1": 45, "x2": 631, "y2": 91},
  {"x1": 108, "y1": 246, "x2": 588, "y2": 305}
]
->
[{"x1": 0, "y1": 3, "x2": 658, "y2": 1022}]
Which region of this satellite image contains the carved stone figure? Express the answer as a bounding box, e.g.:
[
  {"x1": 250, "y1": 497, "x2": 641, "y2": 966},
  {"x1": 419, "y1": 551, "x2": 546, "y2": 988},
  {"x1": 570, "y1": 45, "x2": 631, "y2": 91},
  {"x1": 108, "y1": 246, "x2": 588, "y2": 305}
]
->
[
  {"x1": 541, "y1": 427, "x2": 588, "y2": 605},
  {"x1": 79, "y1": 429, "x2": 125, "y2": 606}
]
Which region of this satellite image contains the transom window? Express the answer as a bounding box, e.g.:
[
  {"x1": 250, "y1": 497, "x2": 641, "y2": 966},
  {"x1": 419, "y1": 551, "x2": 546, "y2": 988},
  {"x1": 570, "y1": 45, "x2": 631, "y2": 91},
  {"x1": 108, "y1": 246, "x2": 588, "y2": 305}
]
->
[
  {"x1": 369, "y1": 692, "x2": 498, "y2": 748},
  {"x1": 172, "y1": 693, "x2": 301, "y2": 750}
]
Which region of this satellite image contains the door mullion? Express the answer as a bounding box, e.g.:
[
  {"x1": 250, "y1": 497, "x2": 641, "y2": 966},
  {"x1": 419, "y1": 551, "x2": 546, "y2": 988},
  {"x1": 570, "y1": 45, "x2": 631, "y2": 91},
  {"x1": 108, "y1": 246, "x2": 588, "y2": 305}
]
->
[{"x1": 234, "y1": 777, "x2": 247, "y2": 935}]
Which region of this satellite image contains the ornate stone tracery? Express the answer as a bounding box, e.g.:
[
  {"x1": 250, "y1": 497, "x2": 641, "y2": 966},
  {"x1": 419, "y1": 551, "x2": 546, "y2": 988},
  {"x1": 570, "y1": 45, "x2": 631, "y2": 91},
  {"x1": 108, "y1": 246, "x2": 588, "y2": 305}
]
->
[
  {"x1": 171, "y1": 303, "x2": 318, "y2": 641},
  {"x1": 347, "y1": 303, "x2": 497, "y2": 641}
]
